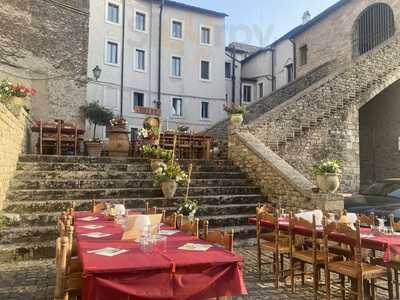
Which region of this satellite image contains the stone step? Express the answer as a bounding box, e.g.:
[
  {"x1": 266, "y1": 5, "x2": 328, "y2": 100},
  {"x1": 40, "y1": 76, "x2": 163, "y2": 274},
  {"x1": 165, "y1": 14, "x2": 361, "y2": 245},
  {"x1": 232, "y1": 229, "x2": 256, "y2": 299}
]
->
[
  {"x1": 199, "y1": 214, "x2": 254, "y2": 228},
  {"x1": 0, "y1": 226, "x2": 56, "y2": 244},
  {"x1": 16, "y1": 162, "x2": 240, "y2": 173},
  {"x1": 7, "y1": 186, "x2": 261, "y2": 202},
  {"x1": 14, "y1": 170, "x2": 246, "y2": 180},
  {"x1": 5, "y1": 194, "x2": 266, "y2": 213},
  {"x1": 0, "y1": 241, "x2": 55, "y2": 263},
  {"x1": 10, "y1": 178, "x2": 252, "y2": 190}
]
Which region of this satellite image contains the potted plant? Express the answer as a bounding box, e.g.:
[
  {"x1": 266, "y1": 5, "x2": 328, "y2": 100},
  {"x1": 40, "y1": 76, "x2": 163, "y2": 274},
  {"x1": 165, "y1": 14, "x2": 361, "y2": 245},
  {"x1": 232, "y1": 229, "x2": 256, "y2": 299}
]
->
[
  {"x1": 176, "y1": 198, "x2": 198, "y2": 219},
  {"x1": 143, "y1": 144, "x2": 173, "y2": 171},
  {"x1": 177, "y1": 125, "x2": 190, "y2": 134},
  {"x1": 140, "y1": 116, "x2": 160, "y2": 145},
  {"x1": 81, "y1": 102, "x2": 114, "y2": 157},
  {"x1": 0, "y1": 79, "x2": 36, "y2": 114},
  {"x1": 108, "y1": 117, "x2": 130, "y2": 157},
  {"x1": 224, "y1": 104, "x2": 247, "y2": 125},
  {"x1": 153, "y1": 162, "x2": 188, "y2": 199},
  {"x1": 313, "y1": 159, "x2": 342, "y2": 193}
]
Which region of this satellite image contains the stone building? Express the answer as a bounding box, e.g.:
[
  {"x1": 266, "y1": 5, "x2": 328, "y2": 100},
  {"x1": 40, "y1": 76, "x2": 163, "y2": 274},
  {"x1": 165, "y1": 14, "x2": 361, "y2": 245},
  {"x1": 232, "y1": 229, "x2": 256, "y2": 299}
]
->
[{"x1": 0, "y1": 0, "x2": 90, "y2": 127}]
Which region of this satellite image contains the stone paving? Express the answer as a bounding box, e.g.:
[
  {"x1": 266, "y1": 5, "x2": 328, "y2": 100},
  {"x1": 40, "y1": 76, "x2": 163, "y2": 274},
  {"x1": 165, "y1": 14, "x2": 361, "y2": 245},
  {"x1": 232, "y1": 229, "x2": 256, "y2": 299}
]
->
[{"x1": 0, "y1": 247, "x2": 391, "y2": 299}]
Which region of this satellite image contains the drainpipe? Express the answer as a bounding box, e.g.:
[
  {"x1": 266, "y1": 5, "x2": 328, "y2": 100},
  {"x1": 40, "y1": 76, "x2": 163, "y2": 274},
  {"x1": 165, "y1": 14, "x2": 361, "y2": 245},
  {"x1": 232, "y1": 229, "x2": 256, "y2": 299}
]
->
[
  {"x1": 120, "y1": 0, "x2": 126, "y2": 117},
  {"x1": 231, "y1": 45, "x2": 236, "y2": 104},
  {"x1": 271, "y1": 48, "x2": 276, "y2": 91},
  {"x1": 289, "y1": 38, "x2": 297, "y2": 80},
  {"x1": 157, "y1": 0, "x2": 165, "y2": 110}
]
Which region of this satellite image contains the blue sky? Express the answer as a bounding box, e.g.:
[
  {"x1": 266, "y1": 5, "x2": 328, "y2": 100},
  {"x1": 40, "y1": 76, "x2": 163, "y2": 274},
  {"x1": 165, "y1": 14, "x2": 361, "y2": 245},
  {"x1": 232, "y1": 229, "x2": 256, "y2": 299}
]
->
[{"x1": 181, "y1": 0, "x2": 339, "y2": 46}]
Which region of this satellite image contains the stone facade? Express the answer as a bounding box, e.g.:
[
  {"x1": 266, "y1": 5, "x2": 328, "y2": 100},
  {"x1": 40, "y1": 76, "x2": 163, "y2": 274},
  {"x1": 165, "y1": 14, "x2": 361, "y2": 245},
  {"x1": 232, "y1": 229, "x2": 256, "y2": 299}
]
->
[
  {"x1": 0, "y1": 104, "x2": 30, "y2": 210},
  {"x1": 228, "y1": 127, "x2": 344, "y2": 212},
  {"x1": 0, "y1": 0, "x2": 89, "y2": 129}
]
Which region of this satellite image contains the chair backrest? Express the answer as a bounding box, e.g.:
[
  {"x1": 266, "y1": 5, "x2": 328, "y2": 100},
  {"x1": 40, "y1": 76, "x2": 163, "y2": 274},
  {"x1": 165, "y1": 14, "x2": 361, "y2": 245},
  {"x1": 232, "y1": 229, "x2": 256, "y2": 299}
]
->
[
  {"x1": 54, "y1": 237, "x2": 68, "y2": 300},
  {"x1": 177, "y1": 215, "x2": 199, "y2": 238},
  {"x1": 389, "y1": 214, "x2": 400, "y2": 231},
  {"x1": 203, "y1": 220, "x2": 234, "y2": 252},
  {"x1": 289, "y1": 212, "x2": 317, "y2": 254},
  {"x1": 358, "y1": 212, "x2": 376, "y2": 227},
  {"x1": 145, "y1": 201, "x2": 157, "y2": 215},
  {"x1": 162, "y1": 210, "x2": 177, "y2": 228}
]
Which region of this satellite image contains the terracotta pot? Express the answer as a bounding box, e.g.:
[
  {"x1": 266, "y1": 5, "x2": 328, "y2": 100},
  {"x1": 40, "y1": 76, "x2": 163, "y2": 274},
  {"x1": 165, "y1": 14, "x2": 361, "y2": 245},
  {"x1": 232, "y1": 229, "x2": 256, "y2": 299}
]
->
[
  {"x1": 316, "y1": 173, "x2": 341, "y2": 193},
  {"x1": 150, "y1": 159, "x2": 164, "y2": 171},
  {"x1": 161, "y1": 180, "x2": 177, "y2": 199},
  {"x1": 107, "y1": 127, "x2": 130, "y2": 157},
  {"x1": 85, "y1": 141, "x2": 103, "y2": 157},
  {"x1": 230, "y1": 114, "x2": 244, "y2": 125}
]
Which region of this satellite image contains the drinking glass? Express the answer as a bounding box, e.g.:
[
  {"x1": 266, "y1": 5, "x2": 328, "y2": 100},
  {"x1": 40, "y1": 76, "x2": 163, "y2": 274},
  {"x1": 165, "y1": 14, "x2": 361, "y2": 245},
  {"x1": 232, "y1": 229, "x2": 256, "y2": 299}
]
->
[{"x1": 153, "y1": 235, "x2": 167, "y2": 253}]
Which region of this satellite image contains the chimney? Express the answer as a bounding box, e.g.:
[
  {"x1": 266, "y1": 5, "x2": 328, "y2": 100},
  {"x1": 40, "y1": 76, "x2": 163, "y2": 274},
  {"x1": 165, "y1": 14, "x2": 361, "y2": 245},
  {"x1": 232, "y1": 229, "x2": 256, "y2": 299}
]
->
[{"x1": 302, "y1": 10, "x2": 311, "y2": 24}]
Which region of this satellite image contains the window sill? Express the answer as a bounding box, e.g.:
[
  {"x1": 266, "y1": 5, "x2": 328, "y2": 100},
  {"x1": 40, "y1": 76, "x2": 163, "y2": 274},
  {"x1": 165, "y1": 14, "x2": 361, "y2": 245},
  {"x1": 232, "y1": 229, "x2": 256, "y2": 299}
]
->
[
  {"x1": 134, "y1": 69, "x2": 147, "y2": 73},
  {"x1": 171, "y1": 36, "x2": 184, "y2": 41},
  {"x1": 104, "y1": 62, "x2": 120, "y2": 68},
  {"x1": 105, "y1": 20, "x2": 121, "y2": 26},
  {"x1": 171, "y1": 115, "x2": 184, "y2": 119},
  {"x1": 200, "y1": 78, "x2": 212, "y2": 83},
  {"x1": 134, "y1": 29, "x2": 148, "y2": 34},
  {"x1": 170, "y1": 75, "x2": 183, "y2": 80},
  {"x1": 200, "y1": 118, "x2": 211, "y2": 122}
]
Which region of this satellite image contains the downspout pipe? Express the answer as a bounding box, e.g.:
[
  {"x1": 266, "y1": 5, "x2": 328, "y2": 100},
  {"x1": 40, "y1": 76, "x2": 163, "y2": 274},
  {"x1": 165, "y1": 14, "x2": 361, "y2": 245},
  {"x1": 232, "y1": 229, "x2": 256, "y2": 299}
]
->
[
  {"x1": 157, "y1": 0, "x2": 165, "y2": 109},
  {"x1": 120, "y1": 0, "x2": 126, "y2": 117},
  {"x1": 289, "y1": 38, "x2": 297, "y2": 80},
  {"x1": 231, "y1": 45, "x2": 236, "y2": 104}
]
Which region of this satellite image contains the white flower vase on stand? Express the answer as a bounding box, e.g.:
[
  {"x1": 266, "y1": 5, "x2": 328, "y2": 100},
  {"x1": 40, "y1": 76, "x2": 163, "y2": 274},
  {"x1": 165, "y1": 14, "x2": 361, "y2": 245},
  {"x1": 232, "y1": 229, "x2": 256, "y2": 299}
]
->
[
  {"x1": 161, "y1": 180, "x2": 177, "y2": 199},
  {"x1": 316, "y1": 173, "x2": 341, "y2": 193}
]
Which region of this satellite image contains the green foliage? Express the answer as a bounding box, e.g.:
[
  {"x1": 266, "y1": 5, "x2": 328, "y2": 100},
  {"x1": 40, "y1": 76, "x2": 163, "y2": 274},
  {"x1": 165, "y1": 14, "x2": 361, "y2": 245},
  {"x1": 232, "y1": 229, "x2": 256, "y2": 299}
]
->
[
  {"x1": 223, "y1": 104, "x2": 247, "y2": 115},
  {"x1": 176, "y1": 198, "x2": 198, "y2": 217},
  {"x1": 153, "y1": 162, "x2": 188, "y2": 185},
  {"x1": 81, "y1": 102, "x2": 114, "y2": 140},
  {"x1": 313, "y1": 159, "x2": 341, "y2": 176},
  {"x1": 143, "y1": 145, "x2": 173, "y2": 161},
  {"x1": 177, "y1": 125, "x2": 190, "y2": 133},
  {"x1": 0, "y1": 214, "x2": 8, "y2": 229}
]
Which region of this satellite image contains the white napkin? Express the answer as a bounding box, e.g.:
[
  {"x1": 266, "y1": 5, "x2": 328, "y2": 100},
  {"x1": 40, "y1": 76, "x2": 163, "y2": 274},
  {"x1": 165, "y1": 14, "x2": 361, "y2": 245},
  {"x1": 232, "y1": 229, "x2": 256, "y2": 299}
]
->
[
  {"x1": 346, "y1": 213, "x2": 358, "y2": 224},
  {"x1": 295, "y1": 210, "x2": 323, "y2": 226},
  {"x1": 178, "y1": 243, "x2": 212, "y2": 251},
  {"x1": 159, "y1": 230, "x2": 179, "y2": 236},
  {"x1": 81, "y1": 232, "x2": 112, "y2": 238},
  {"x1": 80, "y1": 225, "x2": 104, "y2": 229},
  {"x1": 115, "y1": 204, "x2": 126, "y2": 216},
  {"x1": 87, "y1": 247, "x2": 128, "y2": 257},
  {"x1": 78, "y1": 216, "x2": 99, "y2": 222}
]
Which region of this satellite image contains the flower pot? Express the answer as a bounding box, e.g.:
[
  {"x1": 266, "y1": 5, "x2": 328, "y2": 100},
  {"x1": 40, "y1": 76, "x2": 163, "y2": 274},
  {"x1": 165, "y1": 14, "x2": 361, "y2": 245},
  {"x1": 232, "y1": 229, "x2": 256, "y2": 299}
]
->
[
  {"x1": 316, "y1": 173, "x2": 341, "y2": 193},
  {"x1": 161, "y1": 180, "x2": 177, "y2": 199},
  {"x1": 150, "y1": 159, "x2": 164, "y2": 171},
  {"x1": 144, "y1": 117, "x2": 160, "y2": 129},
  {"x1": 230, "y1": 114, "x2": 243, "y2": 125},
  {"x1": 107, "y1": 127, "x2": 130, "y2": 157},
  {"x1": 85, "y1": 141, "x2": 103, "y2": 157},
  {"x1": 6, "y1": 96, "x2": 25, "y2": 115}
]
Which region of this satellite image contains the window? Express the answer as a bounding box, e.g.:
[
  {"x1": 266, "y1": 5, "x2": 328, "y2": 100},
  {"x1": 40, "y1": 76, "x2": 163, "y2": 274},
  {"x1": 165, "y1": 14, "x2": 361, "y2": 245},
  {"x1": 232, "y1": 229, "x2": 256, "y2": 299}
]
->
[
  {"x1": 258, "y1": 82, "x2": 264, "y2": 98},
  {"x1": 172, "y1": 98, "x2": 183, "y2": 116},
  {"x1": 200, "y1": 60, "x2": 210, "y2": 80},
  {"x1": 130, "y1": 128, "x2": 138, "y2": 141},
  {"x1": 171, "y1": 56, "x2": 182, "y2": 77},
  {"x1": 225, "y1": 62, "x2": 232, "y2": 79},
  {"x1": 133, "y1": 92, "x2": 144, "y2": 107},
  {"x1": 353, "y1": 3, "x2": 395, "y2": 57},
  {"x1": 135, "y1": 49, "x2": 145, "y2": 71},
  {"x1": 107, "y1": 2, "x2": 119, "y2": 24},
  {"x1": 135, "y1": 11, "x2": 146, "y2": 31},
  {"x1": 286, "y1": 64, "x2": 294, "y2": 83},
  {"x1": 243, "y1": 85, "x2": 252, "y2": 102},
  {"x1": 299, "y1": 45, "x2": 308, "y2": 66},
  {"x1": 171, "y1": 20, "x2": 183, "y2": 39},
  {"x1": 106, "y1": 41, "x2": 119, "y2": 65},
  {"x1": 201, "y1": 102, "x2": 209, "y2": 119},
  {"x1": 201, "y1": 26, "x2": 211, "y2": 45}
]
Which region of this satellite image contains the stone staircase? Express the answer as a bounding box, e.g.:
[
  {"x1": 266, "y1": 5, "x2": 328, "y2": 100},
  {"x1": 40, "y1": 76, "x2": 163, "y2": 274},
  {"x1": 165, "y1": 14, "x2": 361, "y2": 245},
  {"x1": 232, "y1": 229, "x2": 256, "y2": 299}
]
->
[{"x1": 0, "y1": 155, "x2": 266, "y2": 262}]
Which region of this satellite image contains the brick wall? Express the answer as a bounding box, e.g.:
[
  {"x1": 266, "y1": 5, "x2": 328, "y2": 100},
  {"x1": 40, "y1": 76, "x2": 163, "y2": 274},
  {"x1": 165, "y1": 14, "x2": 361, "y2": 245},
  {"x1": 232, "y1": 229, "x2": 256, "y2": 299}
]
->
[{"x1": 0, "y1": 104, "x2": 30, "y2": 210}]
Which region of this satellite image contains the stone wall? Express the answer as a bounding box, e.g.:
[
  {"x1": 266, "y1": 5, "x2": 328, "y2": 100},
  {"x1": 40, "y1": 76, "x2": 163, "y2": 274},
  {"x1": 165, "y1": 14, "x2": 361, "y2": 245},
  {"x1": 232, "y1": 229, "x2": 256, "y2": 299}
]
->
[
  {"x1": 228, "y1": 127, "x2": 344, "y2": 212},
  {"x1": 0, "y1": 0, "x2": 89, "y2": 131},
  {"x1": 0, "y1": 104, "x2": 31, "y2": 210}
]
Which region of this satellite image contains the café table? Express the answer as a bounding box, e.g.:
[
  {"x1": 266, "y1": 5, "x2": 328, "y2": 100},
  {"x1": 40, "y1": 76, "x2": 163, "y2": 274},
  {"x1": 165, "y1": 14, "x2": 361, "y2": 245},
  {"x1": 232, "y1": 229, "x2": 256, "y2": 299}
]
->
[{"x1": 74, "y1": 211, "x2": 247, "y2": 300}]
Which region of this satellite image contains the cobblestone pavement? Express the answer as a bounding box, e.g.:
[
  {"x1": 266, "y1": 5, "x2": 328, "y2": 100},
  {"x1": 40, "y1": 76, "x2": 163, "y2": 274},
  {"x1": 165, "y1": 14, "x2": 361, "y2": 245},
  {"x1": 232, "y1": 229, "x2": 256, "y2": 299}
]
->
[{"x1": 0, "y1": 247, "x2": 391, "y2": 299}]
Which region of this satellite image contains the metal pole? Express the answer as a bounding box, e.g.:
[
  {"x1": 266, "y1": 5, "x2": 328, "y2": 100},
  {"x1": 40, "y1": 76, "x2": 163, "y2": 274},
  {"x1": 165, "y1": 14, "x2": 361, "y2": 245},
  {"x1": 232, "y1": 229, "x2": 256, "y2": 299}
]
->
[
  {"x1": 157, "y1": 0, "x2": 165, "y2": 110},
  {"x1": 231, "y1": 45, "x2": 236, "y2": 104},
  {"x1": 120, "y1": 0, "x2": 126, "y2": 117}
]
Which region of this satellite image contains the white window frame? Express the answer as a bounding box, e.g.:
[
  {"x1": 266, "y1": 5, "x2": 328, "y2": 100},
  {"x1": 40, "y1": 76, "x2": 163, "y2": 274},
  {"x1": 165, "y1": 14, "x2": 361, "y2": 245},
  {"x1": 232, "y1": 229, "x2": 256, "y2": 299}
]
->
[
  {"x1": 225, "y1": 62, "x2": 232, "y2": 79},
  {"x1": 170, "y1": 55, "x2": 183, "y2": 78},
  {"x1": 200, "y1": 59, "x2": 212, "y2": 82},
  {"x1": 200, "y1": 25, "x2": 212, "y2": 46},
  {"x1": 132, "y1": 91, "x2": 146, "y2": 110},
  {"x1": 104, "y1": 39, "x2": 120, "y2": 67},
  {"x1": 200, "y1": 101, "x2": 210, "y2": 120},
  {"x1": 134, "y1": 9, "x2": 148, "y2": 33},
  {"x1": 243, "y1": 84, "x2": 253, "y2": 103},
  {"x1": 105, "y1": 0, "x2": 121, "y2": 25},
  {"x1": 170, "y1": 18, "x2": 184, "y2": 40},
  {"x1": 258, "y1": 82, "x2": 264, "y2": 98},
  {"x1": 171, "y1": 97, "x2": 184, "y2": 118},
  {"x1": 134, "y1": 47, "x2": 147, "y2": 72}
]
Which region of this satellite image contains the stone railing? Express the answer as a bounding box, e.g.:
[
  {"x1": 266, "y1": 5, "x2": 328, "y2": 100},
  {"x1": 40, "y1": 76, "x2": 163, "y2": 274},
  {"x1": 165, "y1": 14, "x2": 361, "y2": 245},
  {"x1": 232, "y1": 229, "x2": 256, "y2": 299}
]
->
[
  {"x1": 228, "y1": 126, "x2": 344, "y2": 212},
  {"x1": 0, "y1": 104, "x2": 31, "y2": 210}
]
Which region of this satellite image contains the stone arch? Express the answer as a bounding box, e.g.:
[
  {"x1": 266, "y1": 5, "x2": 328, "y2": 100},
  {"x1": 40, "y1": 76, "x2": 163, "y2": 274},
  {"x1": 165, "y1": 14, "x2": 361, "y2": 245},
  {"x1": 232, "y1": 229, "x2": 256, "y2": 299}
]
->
[{"x1": 352, "y1": 3, "x2": 395, "y2": 58}]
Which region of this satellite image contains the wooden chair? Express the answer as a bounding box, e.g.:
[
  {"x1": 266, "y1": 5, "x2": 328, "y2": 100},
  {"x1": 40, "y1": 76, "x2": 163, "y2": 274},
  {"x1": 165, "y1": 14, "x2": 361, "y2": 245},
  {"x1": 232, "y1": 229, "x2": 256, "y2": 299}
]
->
[
  {"x1": 54, "y1": 237, "x2": 82, "y2": 300},
  {"x1": 323, "y1": 219, "x2": 387, "y2": 300},
  {"x1": 358, "y1": 212, "x2": 376, "y2": 227},
  {"x1": 256, "y1": 207, "x2": 289, "y2": 287},
  {"x1": 289, "y1": 213, "x2": 340, "y2": 299},
  {"x1": 177, "y1": 134, "x2": 192, "y2": 159},
  {"x1": 145, "y1": 201, "x2": 157, "y2": 214},
  {"x1": 203, "y1": 220, "x2": 234, "y2": 252},
  {"x1": 162, "y1": 210, "x2": 177, "y2": 228},
  {"x1": 177, "y1": 215, "x2": 199, "y2": 238}
]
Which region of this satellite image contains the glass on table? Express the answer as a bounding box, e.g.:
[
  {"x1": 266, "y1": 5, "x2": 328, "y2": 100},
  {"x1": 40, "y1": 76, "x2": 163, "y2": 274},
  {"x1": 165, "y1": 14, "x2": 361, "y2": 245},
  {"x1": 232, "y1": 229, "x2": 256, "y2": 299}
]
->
[{"x1": 153, "y1": 235, "x2": 167, "y2": 253}]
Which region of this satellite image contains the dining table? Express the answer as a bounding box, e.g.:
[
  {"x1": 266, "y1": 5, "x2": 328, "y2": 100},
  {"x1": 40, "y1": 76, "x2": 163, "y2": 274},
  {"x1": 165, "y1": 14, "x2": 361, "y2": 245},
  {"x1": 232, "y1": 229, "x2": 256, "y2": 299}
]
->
[
  {"x1": 248, "y1": 217, "x2": 400, "y2": 263},
  {"x1": 74, "y1": 211, "x2": 247, "y2": 300}
]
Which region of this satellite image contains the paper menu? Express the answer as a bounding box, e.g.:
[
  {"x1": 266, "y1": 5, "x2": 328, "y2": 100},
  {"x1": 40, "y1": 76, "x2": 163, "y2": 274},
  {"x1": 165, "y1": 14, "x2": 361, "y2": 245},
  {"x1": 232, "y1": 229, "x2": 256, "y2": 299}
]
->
[
  {"x1": 80, "y1": 225, "x2": 104, "y2": 229},
  {"x1": 81, "y1": 232, "x2": 112, "y2": 238},
  {"x1": 87, "y1": 247, "x2": 128, "y2": 257},
  {"x1": 178, "y1": 243, "x2": 213, "y2": 251},
  {"x1": 159, "y1": 230, "x2": 179, "y2": 236},
  {"x1": 78, "y1": 216, "x2": 99, "y2": 222}
]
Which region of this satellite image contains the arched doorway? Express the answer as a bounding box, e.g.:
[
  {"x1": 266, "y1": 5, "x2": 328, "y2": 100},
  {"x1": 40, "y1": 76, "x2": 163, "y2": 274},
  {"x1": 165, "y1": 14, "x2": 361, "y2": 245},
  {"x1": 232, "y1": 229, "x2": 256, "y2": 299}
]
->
[{"x1": 352, "y1": 3, "x2": 395, "y2": 58}]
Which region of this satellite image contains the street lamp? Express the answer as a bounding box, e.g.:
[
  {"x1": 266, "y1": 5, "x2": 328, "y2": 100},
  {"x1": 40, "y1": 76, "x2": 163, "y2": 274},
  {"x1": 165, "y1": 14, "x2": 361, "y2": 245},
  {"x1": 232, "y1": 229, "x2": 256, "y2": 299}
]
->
[{"x1": 92, "y1": 65, "x2": 102, "y2": 81}]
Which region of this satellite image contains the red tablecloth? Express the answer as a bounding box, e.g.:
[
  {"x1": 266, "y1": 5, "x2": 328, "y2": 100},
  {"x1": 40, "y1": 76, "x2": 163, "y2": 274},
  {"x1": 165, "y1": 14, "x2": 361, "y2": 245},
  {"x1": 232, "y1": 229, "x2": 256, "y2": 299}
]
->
[
  {"x1": 74, "y1": 212, "x2": 247, "y2": 300},
  {"x1": 249, "y1": 217, "x2": 400, "y2": 262}
]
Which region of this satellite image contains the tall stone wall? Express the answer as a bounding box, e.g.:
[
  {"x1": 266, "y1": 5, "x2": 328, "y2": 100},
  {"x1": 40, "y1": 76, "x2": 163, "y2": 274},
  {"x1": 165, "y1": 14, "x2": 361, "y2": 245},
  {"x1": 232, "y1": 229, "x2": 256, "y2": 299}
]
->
[
  {"x1": 0, "y1": 0, "x2": 89, "y2": 131},
  {"x1": 0, "y1": 104, "x2": 30, "y2": 210}
]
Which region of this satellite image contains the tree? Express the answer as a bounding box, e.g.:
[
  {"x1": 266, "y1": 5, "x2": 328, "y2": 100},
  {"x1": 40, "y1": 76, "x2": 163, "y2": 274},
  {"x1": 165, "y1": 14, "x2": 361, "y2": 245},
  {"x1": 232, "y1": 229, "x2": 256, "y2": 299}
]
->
[{"x1": 81, "y1": 102, "x2": 114, "y2": 141}]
